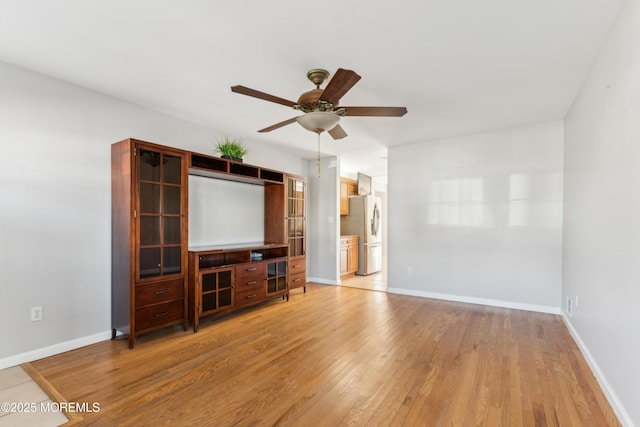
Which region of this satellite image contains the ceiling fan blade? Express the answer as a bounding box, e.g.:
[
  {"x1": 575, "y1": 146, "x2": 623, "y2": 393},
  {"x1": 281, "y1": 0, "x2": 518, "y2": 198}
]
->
[
  {"x1": 328, "y1": 124, "x2": 348, "y2": 140},
  {"x1": 258, "y1": 117, "x2": 298, "y2": 133},
  {"x1": 319, "y1": 68, "x2": 361, "y2": 105},
  {"x1": 342, "y1": 106, "x2": 408, "y2": 117},
  {"x1": 231, "y1": 85, "x2": 297, "y2": 108}
]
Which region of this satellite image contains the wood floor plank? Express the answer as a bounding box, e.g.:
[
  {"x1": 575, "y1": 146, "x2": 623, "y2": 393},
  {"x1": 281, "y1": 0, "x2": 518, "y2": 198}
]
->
[{"x1": 28, "y1": 284, "x2": 620, "y2": 426}]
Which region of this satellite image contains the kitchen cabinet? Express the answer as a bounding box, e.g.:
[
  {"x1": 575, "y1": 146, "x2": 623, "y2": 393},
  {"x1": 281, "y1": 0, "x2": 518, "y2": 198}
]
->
[
  {"x1": 340, "y1": 177, "x2": 357, "y2": 215},
  {"x1": 340, "y1": 235, "x2": 358, "y2": 279}
]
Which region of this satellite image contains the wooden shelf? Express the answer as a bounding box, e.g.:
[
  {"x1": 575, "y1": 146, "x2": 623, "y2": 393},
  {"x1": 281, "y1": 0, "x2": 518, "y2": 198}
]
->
[
  {"x1": 190, "y1": 244, "x2": 289, "y2": 268},
  {"x1": 188, "y1": 152, "x2": 284, "y2": 185},
  {"x1": 260, "y1": 168, "x2": 284, "y2": 183},
  {"x1": 190, "y1": 153, "x2": 228, "y2": 173}
]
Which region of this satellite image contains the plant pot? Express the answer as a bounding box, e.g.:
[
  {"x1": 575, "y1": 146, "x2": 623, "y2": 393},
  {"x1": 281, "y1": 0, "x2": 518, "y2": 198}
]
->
[{"x1": 221, "y1": 155, "x2": 243, "y2": 163}]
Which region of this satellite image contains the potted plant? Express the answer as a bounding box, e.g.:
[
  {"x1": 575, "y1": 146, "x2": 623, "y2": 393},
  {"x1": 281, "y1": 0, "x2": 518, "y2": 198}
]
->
[{"x1": 215, "y1": 136, "x2": 248, "y2": 162}]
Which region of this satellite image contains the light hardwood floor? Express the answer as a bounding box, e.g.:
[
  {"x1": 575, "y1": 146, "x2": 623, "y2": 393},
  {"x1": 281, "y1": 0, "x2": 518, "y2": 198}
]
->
[
  {"x1": 340, "y1": 258, "x2": 387, "y2": 292},
  {"x1": 28, "y1": 283, "x2": 619, "y2": 426},
  {"x1": 340, "y1": 270, "x2": 386, "y2": 292}
]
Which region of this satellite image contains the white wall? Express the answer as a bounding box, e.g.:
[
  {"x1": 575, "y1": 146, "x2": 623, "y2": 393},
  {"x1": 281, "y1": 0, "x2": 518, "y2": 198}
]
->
[
  {"x1": 388, "y1": 121, "x2": 564, "y2": 312},
  {"x1": 563, "y1": 0, "x2": 640, "y2": 424},
  {"x1": 306, "y1": 157, "x2": 340, "y2": 284},
  {"x1": 0, "y1": 61, "x2": 307, "y2": 367}
]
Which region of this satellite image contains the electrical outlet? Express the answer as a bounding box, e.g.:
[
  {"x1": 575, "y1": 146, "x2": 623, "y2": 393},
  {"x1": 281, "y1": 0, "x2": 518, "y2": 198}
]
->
[
  {"x1": 31, "y1": 306, "x2": 43, "y2": 322},
  {"x1": 407, "y1": 267, "x2": 413, "y2": 275},
  {"x1": 566, "y1": 298, "x2": 572, "y2": 317}
]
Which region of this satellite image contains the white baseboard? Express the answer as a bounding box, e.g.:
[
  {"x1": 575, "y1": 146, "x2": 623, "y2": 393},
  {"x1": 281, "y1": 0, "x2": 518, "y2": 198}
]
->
[
  {"x1": 386, "y1": 287, "x2": 561, "y2": 314},
  {"x1": 0, "y1": 330, "x2": 112, "y2": 371},
  {"x1": 307, "y1": 277, "x2": 339, "y2": 286},
  {"x1": 561, "y1": 315, "x2": 634, "y2": 427}
]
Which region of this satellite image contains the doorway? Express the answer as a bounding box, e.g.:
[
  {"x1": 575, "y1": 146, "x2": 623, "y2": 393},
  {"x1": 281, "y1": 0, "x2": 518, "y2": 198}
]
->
[{"x1": 339, "y1": 182, "x2": 388, "y2": 292}]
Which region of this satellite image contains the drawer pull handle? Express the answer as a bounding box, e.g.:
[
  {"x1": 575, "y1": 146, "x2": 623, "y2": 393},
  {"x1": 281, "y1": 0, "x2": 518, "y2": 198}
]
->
[
  {"x1": 246, "y1": 281, "x2": 257, "y2": 285},
  {"x1": 247, "y1": 267, "x2": 257, "y2": 272},
  {"x1": 154, "y1": 311, "x2": 170, "y2": 318},
  {"x1": 294, "y1": 264, "x2": 302, "y2": 268},
  {"x1": 154, "y1": 289, "x2": 169, "y2": 295},
  {"x1": 294, "y1": 278, "x2": 301, "y2": 282},
  {"x1": 246, "y1": 294, "x2": 257, "y2": 299}
]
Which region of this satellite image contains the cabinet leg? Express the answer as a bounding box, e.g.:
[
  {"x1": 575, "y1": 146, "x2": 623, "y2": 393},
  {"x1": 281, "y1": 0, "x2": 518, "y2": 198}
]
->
[
  {"x1": 111, "y1": 329, "x2": 117, "y2": 340},
  {"x1": 303, "y1": 286, "x2": 306, "y2": 293}
]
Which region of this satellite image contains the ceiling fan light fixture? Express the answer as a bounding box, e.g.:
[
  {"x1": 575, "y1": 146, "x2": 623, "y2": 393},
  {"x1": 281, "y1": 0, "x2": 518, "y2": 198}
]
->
[
  {"x1": 297, "y1": 111, "x2": 340, "y2": 133},
  {"x1": 232, "y1": 67, "x2": 406, "y2": 139}
]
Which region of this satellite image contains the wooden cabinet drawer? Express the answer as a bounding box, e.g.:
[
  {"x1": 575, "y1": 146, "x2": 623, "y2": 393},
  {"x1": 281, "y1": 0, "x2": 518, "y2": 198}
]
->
[
  {"x1": 289, "y1": 271, "x2": 306, "y2": 290},
  {"x1": 235, "y1": 276, "x2": 264, "y2": 291},
  {"x1": 135, "y1": 300, "x2": 184, "y2": 331},
  {"x1": 235, "y1": 262, "x2": 265, "y2": 280},
  {"x1": 289, "y1": 258, "x2": 306, "y2": 275},
  {"x1": 341, "y1": 236, "x2": 358, "y2": 248},
  {"x1": 234, "y1": 287, "x2": 265, "y2": 308},
  {"x1": 235, "y1": 262, "x2": 265, "y2": 290},
  {"x1": 135, "y1": 279, "x2": 184, "y2": 308}
]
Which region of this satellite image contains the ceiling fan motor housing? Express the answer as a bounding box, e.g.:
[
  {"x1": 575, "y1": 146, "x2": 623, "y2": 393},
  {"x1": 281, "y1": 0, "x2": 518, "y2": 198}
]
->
[
  {"x1": 297, "y1": 88, "x2": 335, "y2": 112},
  {"x1": 295, "y1": 69, "x2": 336, "y2": 112}
]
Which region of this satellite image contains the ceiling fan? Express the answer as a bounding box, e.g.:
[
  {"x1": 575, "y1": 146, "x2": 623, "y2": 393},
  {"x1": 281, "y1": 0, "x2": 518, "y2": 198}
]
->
[{"x1": 231, "y1": 68, "x2": 407, "y2": 140}]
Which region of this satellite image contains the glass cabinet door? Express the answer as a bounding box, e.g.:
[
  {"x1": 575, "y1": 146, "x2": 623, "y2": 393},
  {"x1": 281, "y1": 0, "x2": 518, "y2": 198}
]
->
[
  {"x1": 287, "y1": 177, "x2": 306, "y2": 257},
  {"x1": 267, "y1": 260, "x2": 287, "y2": 294},
  {"x1": 137, "y1": 147, "x2": 184, "y2": 279},
  {"x1": 200, "y1": 269, "x2": 233, "y2": 314}
]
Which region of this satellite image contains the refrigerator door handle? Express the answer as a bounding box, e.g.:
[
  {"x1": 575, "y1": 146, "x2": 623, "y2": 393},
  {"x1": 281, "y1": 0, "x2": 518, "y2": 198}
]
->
[{"x1": 371, "y1": 202, "x2": 380, "y2": 238}]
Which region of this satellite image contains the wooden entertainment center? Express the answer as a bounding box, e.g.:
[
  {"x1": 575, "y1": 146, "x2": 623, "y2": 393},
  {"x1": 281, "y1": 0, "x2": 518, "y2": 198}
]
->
[
  {"x1": 111, "y1": 138, "x2": 306, "y2": 347},
  {"x1": 188, "y1": 243, "x2": 289, "y2": 332}
]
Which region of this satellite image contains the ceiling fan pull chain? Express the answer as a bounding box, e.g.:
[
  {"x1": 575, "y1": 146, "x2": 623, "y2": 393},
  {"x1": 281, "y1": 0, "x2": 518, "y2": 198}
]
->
[{"x1": 317, "y1": 131, "x2": 321, "y2": 177}]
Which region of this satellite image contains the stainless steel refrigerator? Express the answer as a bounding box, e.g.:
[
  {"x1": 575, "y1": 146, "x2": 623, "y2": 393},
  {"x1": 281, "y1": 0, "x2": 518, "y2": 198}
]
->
[{"x1": 341, "y1": 195, "x2": 382, "y2": 275}]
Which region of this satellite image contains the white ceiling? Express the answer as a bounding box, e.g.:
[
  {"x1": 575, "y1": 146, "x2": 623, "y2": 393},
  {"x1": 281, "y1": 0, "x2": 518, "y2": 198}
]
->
[{"x1": 0, "y1": 1, "x2": 625, "y2": 178}]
